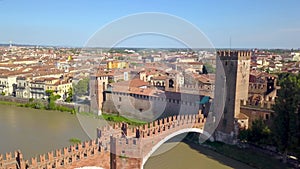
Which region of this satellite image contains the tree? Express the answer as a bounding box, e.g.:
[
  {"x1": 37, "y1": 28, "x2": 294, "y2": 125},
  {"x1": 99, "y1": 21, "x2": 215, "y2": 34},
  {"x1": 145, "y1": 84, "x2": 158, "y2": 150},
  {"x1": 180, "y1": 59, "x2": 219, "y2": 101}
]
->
[
  {"x1": 73, "y1": 78, "x2": 89, "y2": 96},
  {"x1": 249, "y1": 119, "x2": 272, "y2": 144},
  {"x1": 202, "y1": 65, "x2": 208, "y2": 74},
  {"x1": 65, "y1": 87, "x2": 73, "y2": 103},
  {"x1": 202, "y1": 63, "x2": 215, "y2": 74},
  {"x1": 238, "y1": 119, "x2": 272, "y2": 145},
  {"x1": 272, "y1": 73, "x2": 300, "y2": 163},
  {"x1": 46, "y1": 90, "x2": 61, "y2": 110}
]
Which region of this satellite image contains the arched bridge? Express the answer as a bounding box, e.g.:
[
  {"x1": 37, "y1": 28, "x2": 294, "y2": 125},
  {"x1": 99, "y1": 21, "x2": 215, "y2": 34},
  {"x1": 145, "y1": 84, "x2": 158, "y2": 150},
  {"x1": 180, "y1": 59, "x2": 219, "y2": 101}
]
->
[
  {"x1": 0, "y1": 112, "x2": 206, "y2": 169},
  {"x1": 97, "y1": 111, "x2": 207, "y2": 169}
]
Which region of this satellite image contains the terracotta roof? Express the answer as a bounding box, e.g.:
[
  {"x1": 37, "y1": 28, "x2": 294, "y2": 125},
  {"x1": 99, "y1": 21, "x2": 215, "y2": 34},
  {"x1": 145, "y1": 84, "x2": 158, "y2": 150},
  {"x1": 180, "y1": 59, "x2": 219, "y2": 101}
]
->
[
  {"x1": 111, "y1": 85, "x2": 164, "y2": 97},
  {"x1": 112, "y1": 78, "x2": 149, "y2": 88},
  {"x1": 194, "y1": 74, "x2": 215, "y2": 84},
  {"x1": 235, "y1": 113, "x2": 248, "y2": 120}
]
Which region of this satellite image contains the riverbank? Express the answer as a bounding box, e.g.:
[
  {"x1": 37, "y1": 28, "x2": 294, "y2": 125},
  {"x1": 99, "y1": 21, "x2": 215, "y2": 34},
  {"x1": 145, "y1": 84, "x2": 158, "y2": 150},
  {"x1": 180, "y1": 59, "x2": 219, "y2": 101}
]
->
[
  {"x1": 0, "y1": 96, "x2": 75, "y2": 113},
  {"x1": 185, "y1": 137, "x2": 293, "y2": 169},
  {"x1": 0, "y1": 96, "x2": 146, "y2": 126},
  {"x1": 0, "y1": 96, "x2": 146, "y2": 127},
  {"x1": 0, "y1": 100, "x2": 23, "y2": 106},
  {"x1": 78, "y1": 112, "x2": 147, "y2": 126}
]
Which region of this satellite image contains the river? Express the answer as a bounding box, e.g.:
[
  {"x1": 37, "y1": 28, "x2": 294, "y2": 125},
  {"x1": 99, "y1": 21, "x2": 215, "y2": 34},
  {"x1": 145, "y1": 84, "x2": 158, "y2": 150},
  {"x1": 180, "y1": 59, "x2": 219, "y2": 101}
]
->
[
  {"x1": 0, "y1": 104, "x2": 89, "y2": 158},
  {"x1": 0, "y1": 104, "x2": 254, "y2": 169},
  {"x1": 144, "y1": 141, "x2": 254, "y2": 169}
]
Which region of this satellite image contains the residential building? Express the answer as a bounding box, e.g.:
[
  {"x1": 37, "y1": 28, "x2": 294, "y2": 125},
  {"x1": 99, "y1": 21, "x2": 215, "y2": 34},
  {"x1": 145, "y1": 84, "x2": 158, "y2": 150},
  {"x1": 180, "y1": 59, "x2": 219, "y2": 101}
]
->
[
  {"x1": 15, "y1": 76, "x2": 30, "y2": 98},
  {"x1": 0, "y1": 75, "x2": 17, "y2": 96}
]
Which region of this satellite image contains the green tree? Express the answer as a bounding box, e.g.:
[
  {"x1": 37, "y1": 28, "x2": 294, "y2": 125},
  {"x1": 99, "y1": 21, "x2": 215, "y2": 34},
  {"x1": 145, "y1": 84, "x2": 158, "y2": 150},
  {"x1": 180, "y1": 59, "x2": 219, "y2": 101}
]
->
[
  {"x1": 65, "y1": 87, "x2": 73, "y2": 103},
  {"x1": 272, "y1": 73, "x2": 300, "y2": 163},
  {"x1": 46, "y1": 90, "x2": 61, "y2": 110},
  {"x1": 250, "y1": 119, "x2": 271, "y2": 144},
  {"x1": 108, "y1": 79, "x2": 114, "y2": 84},
  {"x1": 238, "y1": 119, "x2": 272, "y2": 145},
  {"x1": 73, "y1": 78, "x2": 89, "y2": 96},
  {"x1": 202, "y1": 65, "x2": 208, "y2": 74},
  {"x1": 203, "y1": 63, "x2": 215, "y2": 73}
]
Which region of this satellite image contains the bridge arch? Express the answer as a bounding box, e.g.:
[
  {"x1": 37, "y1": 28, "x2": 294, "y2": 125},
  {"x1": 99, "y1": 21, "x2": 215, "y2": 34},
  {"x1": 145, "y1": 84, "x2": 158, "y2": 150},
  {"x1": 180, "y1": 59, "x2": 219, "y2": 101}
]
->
[{"x1": 141, "y1": 128, "x2": 210, "y2": 169}]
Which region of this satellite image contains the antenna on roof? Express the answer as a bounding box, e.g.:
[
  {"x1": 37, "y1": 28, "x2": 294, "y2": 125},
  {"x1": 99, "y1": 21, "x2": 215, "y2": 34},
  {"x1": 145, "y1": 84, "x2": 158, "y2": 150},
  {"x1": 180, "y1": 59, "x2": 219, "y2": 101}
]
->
[{"x1": 229, "y1": 36, "x2": 231, "y2": 50}]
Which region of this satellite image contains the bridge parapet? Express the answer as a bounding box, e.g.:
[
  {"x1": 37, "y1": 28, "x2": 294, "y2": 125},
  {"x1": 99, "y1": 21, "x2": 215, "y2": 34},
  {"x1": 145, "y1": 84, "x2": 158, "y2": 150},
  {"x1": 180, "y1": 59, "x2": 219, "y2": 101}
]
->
[
  {"x1": 0, "y1": 150, "x2": 25, "y2": 169},
  {"x1": 0, "y1": 113, "x2": 206, "y2": 169},
  {"x1": 137, "y1": 113, "x2": 205, "y2": 139},
  {"x1": 23, "y1": 139, "x2": 111, "y2": 169}
]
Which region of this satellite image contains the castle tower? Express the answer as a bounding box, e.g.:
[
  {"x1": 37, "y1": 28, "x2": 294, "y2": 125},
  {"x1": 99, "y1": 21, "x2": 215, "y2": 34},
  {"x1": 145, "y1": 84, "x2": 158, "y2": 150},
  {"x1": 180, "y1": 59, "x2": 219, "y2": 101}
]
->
[
  {"x1": 165, "y1": 73, "x2": 179, "y2": 92},
  {"x1": 90, "y1": 75, "x2": 108, "y2": 115},
  {"x1": 213, "y1": 50, "x2": 251, "y2": 144},
  {"x1": 110, "y1": 136, "x2": 142, "y2": 169}
]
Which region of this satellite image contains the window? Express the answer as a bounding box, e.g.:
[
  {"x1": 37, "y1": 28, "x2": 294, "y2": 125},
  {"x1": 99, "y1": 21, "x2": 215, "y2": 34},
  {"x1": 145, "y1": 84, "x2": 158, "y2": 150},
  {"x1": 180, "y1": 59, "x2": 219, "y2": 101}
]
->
[
  {"x1": 169, "y1": 79, "x2": 174, "y2": 88},
  {"x1": 265, "y1": 113, "x2": 270, "y2": 120},
  {"x1": 119, "y1": 97, "x2": 121, "y2": 102}
]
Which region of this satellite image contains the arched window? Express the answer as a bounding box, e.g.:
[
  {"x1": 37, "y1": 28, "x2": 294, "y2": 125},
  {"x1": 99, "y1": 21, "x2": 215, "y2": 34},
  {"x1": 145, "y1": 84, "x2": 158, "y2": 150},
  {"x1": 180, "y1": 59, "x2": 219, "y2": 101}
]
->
[{"x1": 169, "y1": 79, "x2": 174, "y2": 88}]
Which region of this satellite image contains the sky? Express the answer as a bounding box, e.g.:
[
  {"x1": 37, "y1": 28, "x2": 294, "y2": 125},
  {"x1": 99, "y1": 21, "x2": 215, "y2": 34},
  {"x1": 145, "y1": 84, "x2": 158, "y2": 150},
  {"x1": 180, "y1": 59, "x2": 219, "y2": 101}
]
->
[{"x1": 0, "y1": 0, "x2": 300, "y2": 49}]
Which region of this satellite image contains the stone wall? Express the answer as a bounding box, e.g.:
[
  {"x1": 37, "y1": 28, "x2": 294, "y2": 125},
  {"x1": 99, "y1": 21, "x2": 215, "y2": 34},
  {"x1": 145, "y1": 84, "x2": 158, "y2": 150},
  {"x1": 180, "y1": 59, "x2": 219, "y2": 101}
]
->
[
  {"x1": 0, "y1": 95, "x2": 32, "y2": 104},
  {"x1": 103, "y1": 91, "x2": 209, "y2": 121},
  {"x1": 240, "y1": 106, "x2": 273, "y2": 127}
]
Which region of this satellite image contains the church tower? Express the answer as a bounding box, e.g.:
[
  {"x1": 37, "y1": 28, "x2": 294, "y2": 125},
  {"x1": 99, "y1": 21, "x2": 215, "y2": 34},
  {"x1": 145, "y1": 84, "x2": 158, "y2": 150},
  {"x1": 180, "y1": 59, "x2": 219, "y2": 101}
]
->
[{"x1": 213, "y1": 50, "x2": 251, "y2": 144}]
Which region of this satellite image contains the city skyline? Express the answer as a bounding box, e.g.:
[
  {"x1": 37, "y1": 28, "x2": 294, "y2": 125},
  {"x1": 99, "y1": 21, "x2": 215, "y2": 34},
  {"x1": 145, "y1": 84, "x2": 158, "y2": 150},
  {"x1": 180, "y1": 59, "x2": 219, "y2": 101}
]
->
[{"x1": 0, "y1": 0, "x2": 300, "y2": 48}]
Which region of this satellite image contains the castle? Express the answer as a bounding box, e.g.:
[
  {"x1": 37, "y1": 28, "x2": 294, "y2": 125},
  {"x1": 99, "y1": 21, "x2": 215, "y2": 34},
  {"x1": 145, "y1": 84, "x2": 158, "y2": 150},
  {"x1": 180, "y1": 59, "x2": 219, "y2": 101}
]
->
[{"x1": 0, "y1": 50, "x2": 278, "y2": 169}]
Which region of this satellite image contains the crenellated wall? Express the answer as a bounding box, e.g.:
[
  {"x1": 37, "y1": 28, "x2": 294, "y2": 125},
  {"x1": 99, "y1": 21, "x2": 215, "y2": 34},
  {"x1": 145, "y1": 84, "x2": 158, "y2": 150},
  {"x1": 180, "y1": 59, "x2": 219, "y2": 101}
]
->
[
  {"x1": 179, "y1": 84, "x2": 214, "y2": 98},
  {"x1": 240, "y1": 96, "x2": 275, "y2": 109},
  {"x1": 0, "y1": 111, "x2": 207, "y2": 169},
  {"x1": 0, "y1": 150, "x2": 26, "y2": 169},
  {"x1": 0, "y1": 140, "x2": 111, "y2": 169},
  {"x1": 217, "y1": 50, "x2": 251, "y2": 60},
  {"x1": 27, "y1": 139, "x2": 111, "y2": 169},
  {"x1": 248, "y1": 82, "x2": 267, "y2": 94}
]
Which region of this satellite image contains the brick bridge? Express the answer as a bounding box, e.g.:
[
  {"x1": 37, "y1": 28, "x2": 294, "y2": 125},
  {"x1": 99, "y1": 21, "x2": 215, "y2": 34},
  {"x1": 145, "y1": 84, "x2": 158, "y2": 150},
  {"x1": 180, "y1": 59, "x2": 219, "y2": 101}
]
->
[{"x1": 0, "y1": 112, "x2": 207, "y2": 169}]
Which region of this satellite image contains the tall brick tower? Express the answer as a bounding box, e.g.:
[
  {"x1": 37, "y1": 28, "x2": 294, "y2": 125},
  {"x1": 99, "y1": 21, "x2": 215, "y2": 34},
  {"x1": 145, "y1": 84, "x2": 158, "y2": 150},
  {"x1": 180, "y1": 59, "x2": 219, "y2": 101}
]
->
[
  {"x1": 90, "y1": 74, "x2": 108, "y2": 115},
  {"x1": 213, "y1": 50, "x2": 251, "y2": 144}
]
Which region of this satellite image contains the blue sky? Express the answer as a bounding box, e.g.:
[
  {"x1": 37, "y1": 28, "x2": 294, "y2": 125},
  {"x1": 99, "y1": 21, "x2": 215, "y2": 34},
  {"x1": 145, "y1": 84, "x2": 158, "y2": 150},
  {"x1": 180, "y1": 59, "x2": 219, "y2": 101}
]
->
[{"x1": 0, "y1": 0, "x2": 300, "y2": 48}]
